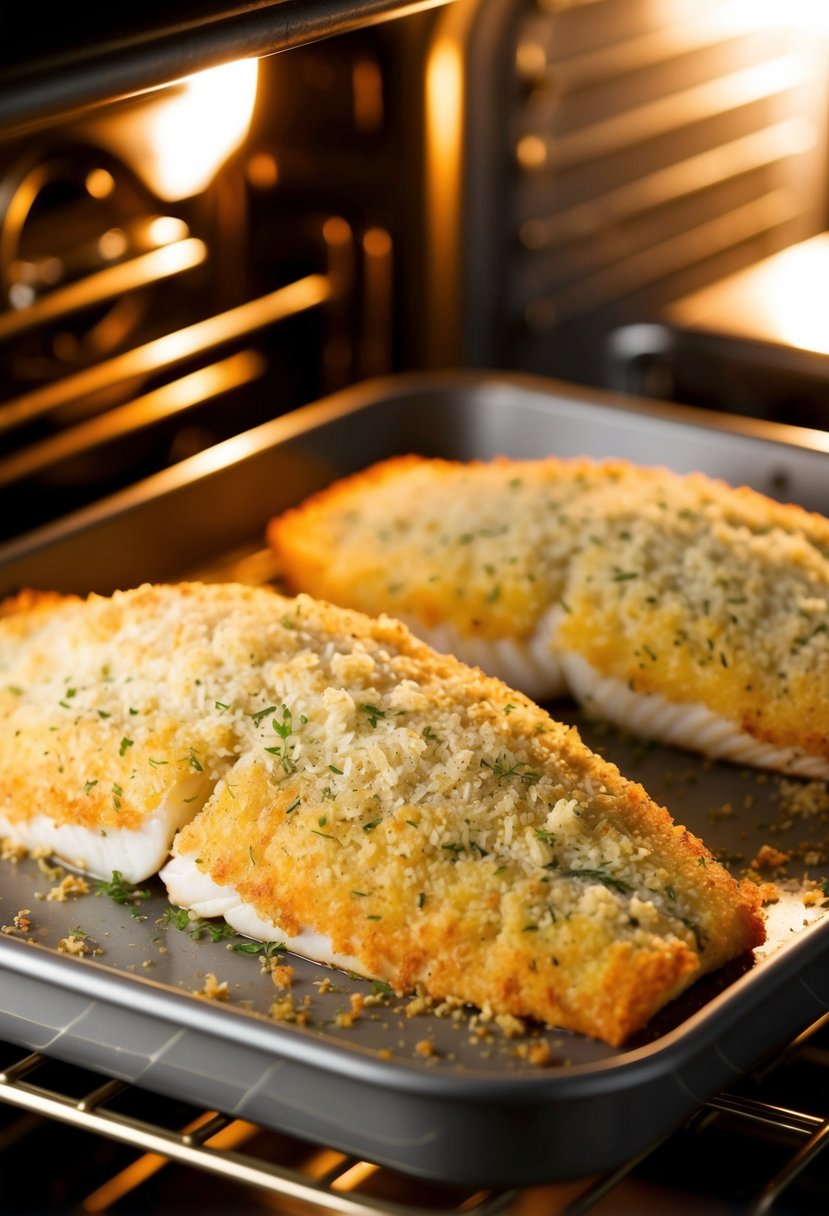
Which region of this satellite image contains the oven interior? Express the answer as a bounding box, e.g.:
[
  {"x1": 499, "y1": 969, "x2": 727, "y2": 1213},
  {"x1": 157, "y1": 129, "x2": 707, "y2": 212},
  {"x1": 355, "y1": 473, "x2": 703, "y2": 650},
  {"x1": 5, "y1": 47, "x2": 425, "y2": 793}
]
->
[{"x1": 2, "y1": 1, "x2": 829, "y2": 1212}]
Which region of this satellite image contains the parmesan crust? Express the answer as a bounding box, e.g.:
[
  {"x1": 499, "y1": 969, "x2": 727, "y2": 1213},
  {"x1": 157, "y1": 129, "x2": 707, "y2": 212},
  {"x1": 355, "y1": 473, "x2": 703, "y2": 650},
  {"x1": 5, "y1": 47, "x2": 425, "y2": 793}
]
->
[
  {"x1": 268, "y1": 455, "x2": 829, "y2": 775},
  {"x1": 1, "y1": 581, "x2": 763, "y2": 1045}
]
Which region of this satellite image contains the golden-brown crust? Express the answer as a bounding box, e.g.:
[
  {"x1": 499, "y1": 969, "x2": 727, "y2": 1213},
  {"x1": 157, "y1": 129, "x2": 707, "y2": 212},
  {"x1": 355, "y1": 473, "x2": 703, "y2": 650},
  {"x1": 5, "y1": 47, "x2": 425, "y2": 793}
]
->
[
  {"x1": 267, "y1": 454, "x2": 829, "y2": 767},
  {"x1": 1, "y1": 578, "x2": 764, "y2": 1045}
]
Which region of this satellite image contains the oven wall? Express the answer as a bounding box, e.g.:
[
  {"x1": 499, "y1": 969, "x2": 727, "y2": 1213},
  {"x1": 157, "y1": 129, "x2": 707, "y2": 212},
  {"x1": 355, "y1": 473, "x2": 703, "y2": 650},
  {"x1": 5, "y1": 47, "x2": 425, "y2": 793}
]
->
[
  {"x1": 418, "y1": 0, "x2": 829, "y2": 396},
  {"x1": 2, "y1": 0, "x2": 829, "y2": 542}
]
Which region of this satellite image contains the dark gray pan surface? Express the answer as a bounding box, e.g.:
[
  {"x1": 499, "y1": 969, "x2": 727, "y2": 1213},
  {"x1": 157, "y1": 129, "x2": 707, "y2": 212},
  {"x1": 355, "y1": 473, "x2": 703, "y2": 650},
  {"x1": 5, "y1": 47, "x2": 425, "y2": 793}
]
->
[{"x1": 1, "y1": 370, "x2": 828, "y2": 1187}]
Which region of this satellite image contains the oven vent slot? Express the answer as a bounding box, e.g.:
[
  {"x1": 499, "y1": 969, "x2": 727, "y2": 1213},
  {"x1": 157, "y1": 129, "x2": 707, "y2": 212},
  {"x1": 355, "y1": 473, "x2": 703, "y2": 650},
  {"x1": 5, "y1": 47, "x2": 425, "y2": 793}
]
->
[{"x1": 443, "y1": 0, "x2": 829, "y2": 382}]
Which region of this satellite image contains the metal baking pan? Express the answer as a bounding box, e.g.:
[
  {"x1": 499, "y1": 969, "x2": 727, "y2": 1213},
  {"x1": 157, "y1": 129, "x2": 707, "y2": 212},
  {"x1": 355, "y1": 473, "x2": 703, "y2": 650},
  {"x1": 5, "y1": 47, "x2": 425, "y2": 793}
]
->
[{"x1": 2, "y1": 369, "x2": 829, "y2": 1189}]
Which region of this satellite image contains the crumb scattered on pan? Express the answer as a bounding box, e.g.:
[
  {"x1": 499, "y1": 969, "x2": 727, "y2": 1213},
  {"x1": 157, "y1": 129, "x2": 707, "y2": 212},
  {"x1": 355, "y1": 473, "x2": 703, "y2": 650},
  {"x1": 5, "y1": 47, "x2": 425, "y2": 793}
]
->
[
  {"x1": 58, "y1": 931, "x2": 89, "y2": 956},
  {"x1": 269, "y1": 994, "x2": 311, "y2": 1025},
  {"x1": 751, "y1": 845, "x2": 790, "y2": 872},
  {"x1": 269, "y1": 962, "x2": 294, "y2": 989},
  {"x1": 37, "y1": 856, "x2": 65, "y2": 881},
  {"x1": 494, "y1": 1013, "x2": 527, "y2": 1039},
  {"x1": 777, "y1": 779, "x2": 829, "y2": 821},
  {"x1": 0, "y1": 839, "x2": 28, "y2": 864},
  {"x1": 1, "y1": 908, "x2": 32, "y2": 936},
  {"x1": 194, "y1": 972, "x2": 230, "y2": 1002},
  {"x1": 513, "y1": 1039, "x2": 555, "y2": 1067},
  {"x1": 45, "y1": 874, "x2": 90, "y2": 902}
]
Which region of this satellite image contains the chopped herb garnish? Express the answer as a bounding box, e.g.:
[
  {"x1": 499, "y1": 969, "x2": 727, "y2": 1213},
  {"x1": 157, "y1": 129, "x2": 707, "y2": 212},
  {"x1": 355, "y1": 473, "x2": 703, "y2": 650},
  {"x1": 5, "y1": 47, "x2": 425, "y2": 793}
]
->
[
  {"x1": 148, "y1": 757, "x2": 168, "y2": 768},
  {"x1": 83, "y1": 779, "x2": 98, "y2": 794},
  {"x1": 250, "y1": 705, "x2": 277, "y2": 726},
  {"x1": 371, "y1": 979, "x2": 394, "y2": 997},
  {"x1": 96, "y1": 870, "x2": 150, "y2": 918},
  {"x1": 119, "y1": 737, "x2": 133, "y2": 756},
  {"x1": 328, "y1": 765, "x2": 344, "y2": 775},
  {"x1": 112, "y1": 783, "x2": 123, "y2": 810},
  {"x1": 362, "y1": 818, "x2": 382, "y2": 832},
  {"x1": 215, "y1": 701, "x2": 231, "y2": 711},
  {"x1": 231, "y1": 940, "x2": 285, "y2": 957},
  {"x1": 159, "y1": 905, "x2": 192, "y2": 931},
  {"x1": 562, "y1": 868, "x2": 631, "y2": 894},
  {"x1": 480, "y1": 754, "x2": 541, "y2": 785},
  {"x1": 159, "y1": 909, "x2": 236, "y2": 943},
  {"x1": 273, "y1": 706, "x2": 293, "y2": 740},
  {"x1": 188, "y1": 753, "x2": 204, "y2": 772},
  {"x1": 362, "y1": 704, "x2": 386, "y2": 728},
  {"x1": 285, "y1": 796, "x2": 301, "y2": 815}
]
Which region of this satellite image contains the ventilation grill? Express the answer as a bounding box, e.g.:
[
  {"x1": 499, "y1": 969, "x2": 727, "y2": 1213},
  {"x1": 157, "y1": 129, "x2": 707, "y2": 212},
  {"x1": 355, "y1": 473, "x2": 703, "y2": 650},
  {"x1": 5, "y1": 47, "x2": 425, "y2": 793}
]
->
[{"x1": 455, "y1": 0, "x2": 828, "y2": 381}]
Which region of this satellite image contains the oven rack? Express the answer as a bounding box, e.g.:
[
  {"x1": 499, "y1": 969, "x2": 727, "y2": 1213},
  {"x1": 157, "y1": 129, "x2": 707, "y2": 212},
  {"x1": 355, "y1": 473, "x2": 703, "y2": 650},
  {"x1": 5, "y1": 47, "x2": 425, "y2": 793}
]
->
[{"x1": 3, "y1": 1018, "x2": 829, "y2": 1215}]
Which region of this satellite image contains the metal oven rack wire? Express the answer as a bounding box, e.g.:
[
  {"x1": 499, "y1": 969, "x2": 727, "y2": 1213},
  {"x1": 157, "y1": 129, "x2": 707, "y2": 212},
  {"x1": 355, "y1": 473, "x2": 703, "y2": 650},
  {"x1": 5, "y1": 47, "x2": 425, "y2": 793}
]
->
[{"x1": 3, "y1": 1016, "x2": 829, "y2": 1215}]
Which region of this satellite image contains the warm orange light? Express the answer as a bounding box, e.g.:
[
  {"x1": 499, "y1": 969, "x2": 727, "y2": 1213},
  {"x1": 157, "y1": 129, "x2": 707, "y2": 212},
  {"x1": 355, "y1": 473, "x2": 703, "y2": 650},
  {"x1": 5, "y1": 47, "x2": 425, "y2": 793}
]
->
[
  {"x1": 81, "y1": 60, "x2": 260, "y2": 202},
  {"x1": 667, "y1": 234, "x2": 829, "y2": 359},
  {"x1": 745, "y1": 238, "x2": 829, "y2": 356},
  {"x1": 146, "y1": 215, "x2": 190, "y2": 246},
  {"x1": 85, "y1": 168, "x2": 115, "y2": 199},
  {"x1": 737, "y1": 0, "x2": 829, "y2": 36},
  {"x1": 246, "y1": 152, "x2": 279, "y2": 190},
  {"x1": 425, "y1": 32, "x2": 464, "y2": 363},
  {"x1": 143, "y1": 60, "x2": 260, "y2": 200}
]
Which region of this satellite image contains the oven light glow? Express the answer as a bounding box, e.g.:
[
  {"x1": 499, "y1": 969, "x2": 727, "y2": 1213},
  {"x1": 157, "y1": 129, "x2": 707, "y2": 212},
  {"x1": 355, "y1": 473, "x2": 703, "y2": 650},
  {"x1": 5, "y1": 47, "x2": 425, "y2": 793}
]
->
[
  {"x1": 146, "y1": 215, "x2": 191, "y2": 247},
  {"x1": 81, "y1": 59, "x2": 260, "y2": 202},
  {"x1": 143, "y1": 59, "x2": 260, "y2": 200},
  {"x1": 425, "y1": 33, "x2": 465, "y2": 363},
  {"x1": 98, "y1": 228, "x2": 128, "y2": 261},
  {"x1": 85, "y1": 168, "x2": 115, "y2": 199},
  {"x1": 752, "y1": 239, "x2": 829, "y2": 356},
  {"x1": 738, "y1": 0, "x2": 829, "y2": 35}
]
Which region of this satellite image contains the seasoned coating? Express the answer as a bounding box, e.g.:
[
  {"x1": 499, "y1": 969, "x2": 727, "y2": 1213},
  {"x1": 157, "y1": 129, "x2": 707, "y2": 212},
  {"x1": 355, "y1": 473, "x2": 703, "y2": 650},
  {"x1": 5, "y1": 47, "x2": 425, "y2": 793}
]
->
[
  {"x1": 0, "y1": 584, "x2": 234, "y2": 880},
  {"x1": 0, "y1": 580, "x2": 764, "y2": 1043},
  {"x1": 268, "y1": 455, "x2": 829, "y2": 775}
]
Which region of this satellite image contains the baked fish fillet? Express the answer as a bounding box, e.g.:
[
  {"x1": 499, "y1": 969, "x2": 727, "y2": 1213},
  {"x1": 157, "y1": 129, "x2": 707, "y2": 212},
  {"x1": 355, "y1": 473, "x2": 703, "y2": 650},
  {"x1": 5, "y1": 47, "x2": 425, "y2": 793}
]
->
[
  {"x1": 139, "y1": 583, "x2": 764, "y2": 1047},
  {"x1": 267, "y1": 455, "x2": 829, "y2": 778},
  {"x1": 0, "y1": 585, "x2": 233, "y2": 882}
]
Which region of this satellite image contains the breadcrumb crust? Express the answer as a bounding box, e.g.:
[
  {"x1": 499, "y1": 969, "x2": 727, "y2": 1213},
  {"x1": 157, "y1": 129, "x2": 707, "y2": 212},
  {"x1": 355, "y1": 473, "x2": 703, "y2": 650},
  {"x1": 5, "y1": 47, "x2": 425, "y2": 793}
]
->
[
  {"x1": 0, "y1": 581, "x2": 763, "y2": 1046},
  {"x1": 268, "y1": 454, "x2": 829, "y2": 769}
]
